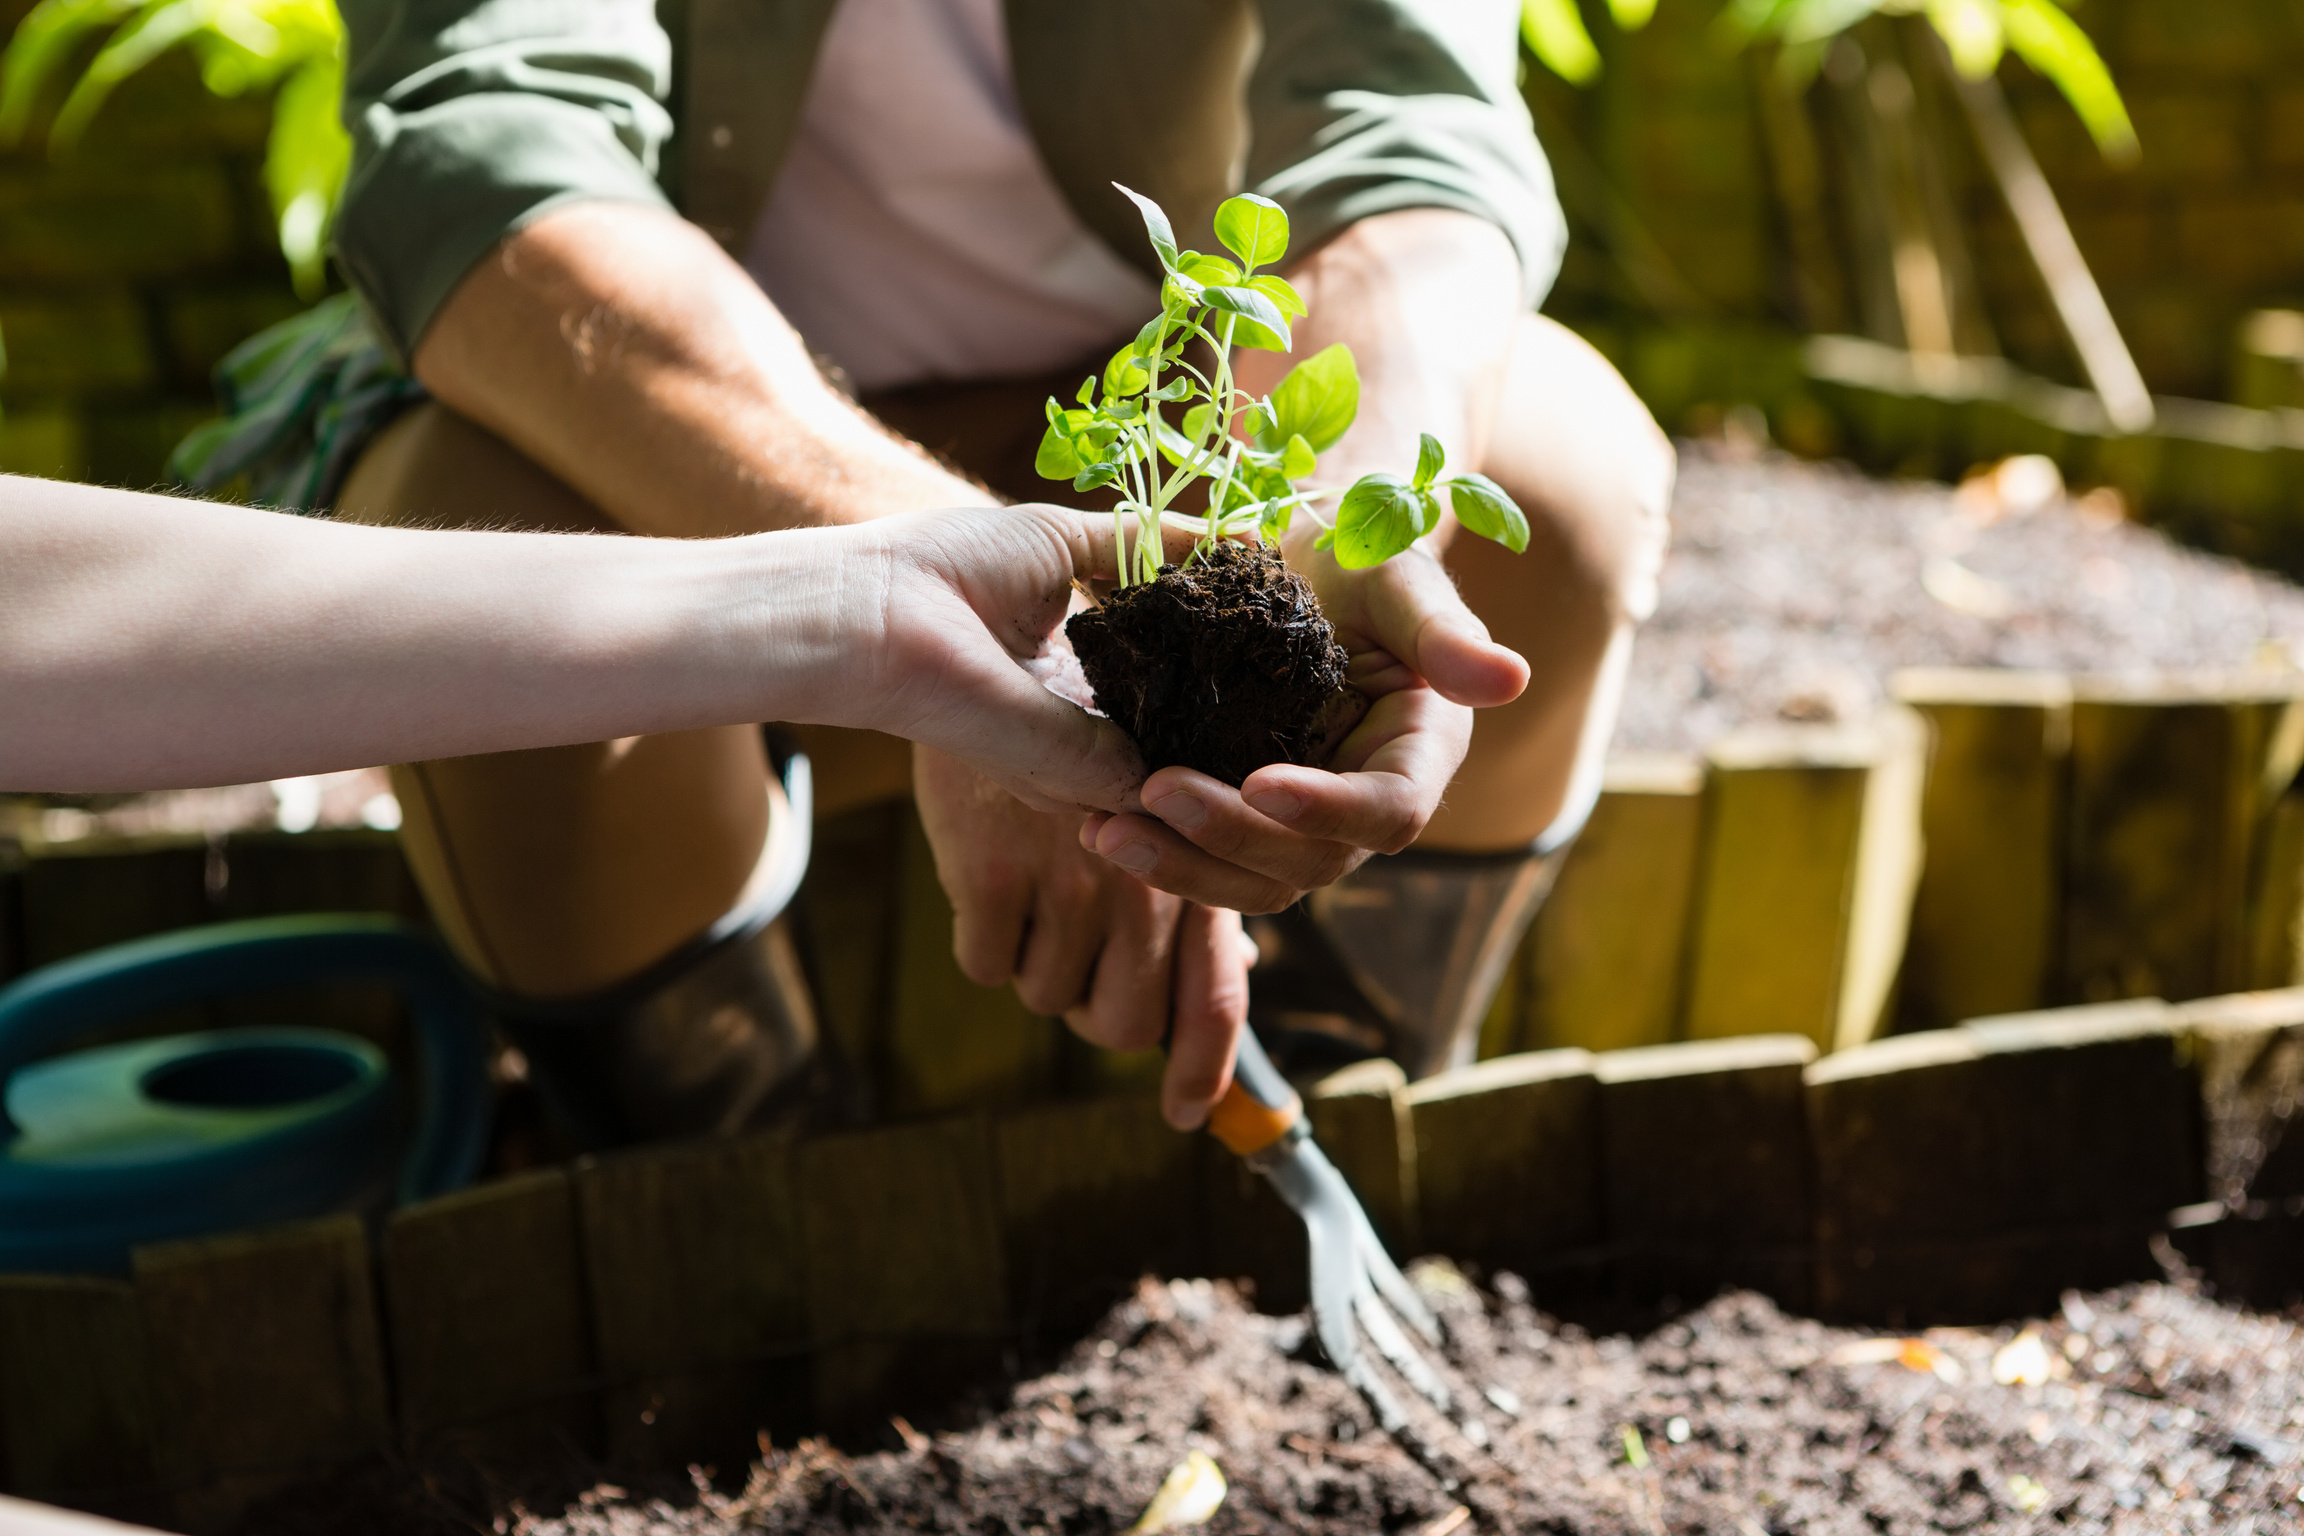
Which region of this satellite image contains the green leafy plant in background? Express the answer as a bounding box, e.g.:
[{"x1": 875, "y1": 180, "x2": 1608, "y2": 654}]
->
[
  {"x1": 0, "y1": 0, "x2": 349, "y2": 297},
  {"x1": 1036, "y1": 185, "x2": 1529, "y2": 579},
  {"x1": 1522, "y1": 0, "x2": 2135, "y2": 161}
]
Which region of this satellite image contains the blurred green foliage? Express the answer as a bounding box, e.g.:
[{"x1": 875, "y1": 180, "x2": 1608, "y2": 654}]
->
[
  {"x1": 1522, "y1": 0, "x2": 2135, "y2": 161},
  {"x1": 0, "y1": 0, "x2": 348, "y2": 297}
]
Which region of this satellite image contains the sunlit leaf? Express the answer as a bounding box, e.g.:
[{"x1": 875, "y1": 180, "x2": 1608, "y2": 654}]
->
[
  {"x1": 1926, "y1": 0, "x2": 2003, "y2": 78},
  {"x1": 1176, "y1": 251, "x2": 1241, "y2": 286},
  {"x1": 1213, "y1": 193, "x2": 1288, "y2": 269},
  {"x1": 1105, "y1": 343, "x2": 1149, "y2": 397},
  {"x1": 1246, "y1": 273, "x2": 1306, "y2": 319},
  {"x1": 1036, "y1": 421, "x2": 1083, "y2": 481},
  {"x1": 1447, "y1": 473, "x2": 1531, "y2": 552},
  {"x1": 1520, "y1": 0, "x2": 1599, "y2": 85},
  {"x1": 1412, "y1": 432, "x2": 1445, "y2": 488},
  {"x1": 1182, "y1": 401, "x2": 1216, "y2": 442},
  {"x1": 0, "y1": 0, "x2": 139, "y2": 144},
  {"x1": 1331, "y1": 473, "x2": 1426, "y2": 569},
  {"x1": 1076, "y1": 375, "x2": 1096, "y2": 406},
  {"x1": 1606, "y1": 0, "x2": 1656, "y2": 28},
  {"x1": 265, "y1": 47, "x2": 348, "y2": 298},
  {"x1": 1200, "y1": 284, "x2": 1291, "y2": 351},
  {"x1": 1281, "y1": 432, "x2": 1315, "y2": 479},
  {"x1": 1263, "y1": 343, "x2": 1359, "y2": 452},
  {"x1": 2002, "y1": 0, "x2": 2136, "y2": 162},
  {"x1": 1113, "y1": 181, "x2": 1179, "y2": 271},
  {"x1": 1073, "y1": 460, "x2": 1119, "y2": 493}
]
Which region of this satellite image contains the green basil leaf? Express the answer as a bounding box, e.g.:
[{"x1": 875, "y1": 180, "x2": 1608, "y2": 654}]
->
[
  {"x1": 1416, "y1": 487, "x2": 1443, "y2": 537},
  {"x1": 1259, "y1": 499, "x2": 1294, "y2": 543},
  {"x1": 1447, "y1": 472, "x2": 1531, "y2": 552},
  {"x1": 1413, "y1": 432, "x2": 1445, "y2": 488},
  {"x1": 1113, "y1": 181, "x2": 1178, "y2": 270},
  {"x1": 1281, "y1": 432, "x2": 1316, "y2": 479},
  {"x1": 1104, "y1": 345, "x2": 1148, "y2": 397},
  {"x1": 1200, "y1": 285, "x2": 1291, "y2": 351},
  {"x1": 1248, "y1": 273, "x2": 1307, "y2": 319},
  {"x1": 1177, "y1": 251, "x2": 1242, "y2": 286},
  {"x1": 1315, "y1": 526, "x2": 1338, "y2": 552},
  {"x1": 1073, "y1": 460, "x2": 1120, "y2": 492},
  {"x1": 1075, "y1": 375, "x2": 1096, "y2": 407},
  {"x1": 1182, "y1": 401, "x2": 1216, "y2": 442},
  {"x1": 1331, "y1": 472, "x2": 1424, "y2": 569},
  {"x1": 1153, "y1": 375, "x2": 1193, "y2": 402},
  {"x1": 1263, "y1": 343, "x2": 1360, "y2": 452},
  {"x1": 1036, "y1": 422, "x2": 1083, "y2": 481},
  {"x1": 1213, "y1": 193, "x2": 1289, "y2": 268},
  {"x1": 1164, "y1": 272, "x2": 1206, "y2": 309},
  {"x1": 1242, "y1": 399, "x2": 1279, "y2": 441},
  {"x1": 1226, "y1": 316, "x2": 1292, "y2": 353}
]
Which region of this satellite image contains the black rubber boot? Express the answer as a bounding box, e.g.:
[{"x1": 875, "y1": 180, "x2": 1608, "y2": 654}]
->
[{"x1": 1247, "y1": 841, "x2": 1569, "y2": 1081}]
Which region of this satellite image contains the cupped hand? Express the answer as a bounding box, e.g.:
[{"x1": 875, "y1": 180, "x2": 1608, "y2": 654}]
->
[
  {"x1": 916, "y1": 745, "x2": 1249, "y2": 1129},
  {"x1": 838, "y1": 504, "x2": 1184, "y2": 816},
  {"x1": 1077, "y1": 540, "x2": 1529, "y2": 912}
]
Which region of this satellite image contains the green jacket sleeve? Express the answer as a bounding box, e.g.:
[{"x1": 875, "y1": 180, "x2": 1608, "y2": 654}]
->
[
  {"x1": 1247, "y1": 0, "x2": 1565, "y2": 307},
  {"x1": 333, "y1": 0, "x2": 677, "y2": 360}
]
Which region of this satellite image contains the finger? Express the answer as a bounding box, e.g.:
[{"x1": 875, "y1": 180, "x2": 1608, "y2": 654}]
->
[
  {"x1": 1353, "y1": 549, "x2": 1528, "y2": 709},
  {"x1": 1087, "y1": 813, "x2": 1312, "y2": 914},
  {"x1": 1164, "y1": 905, "x2": 1248, "y2": 1131},
  {"x1": 1012, "y1": 864, "x2": 1109, "y2": 1016},
  {"x1": 1071, "y1": 880, "x2": 1180, "y2": 1053},
  {"x1": 1015, "y1": 503, "x2": 1205, "y2": 591},
  {"x1": 911, "y1": 660, "x2": 1147, "y2": 815},
  {"x1": 1138, "y1": 766, "x2": 1369, "y2": 889}
]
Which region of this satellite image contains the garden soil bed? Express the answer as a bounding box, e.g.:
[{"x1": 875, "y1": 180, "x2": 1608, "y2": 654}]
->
[{"x1": 242, "y1": 1268, "x2": 2304, "y2": 1536}]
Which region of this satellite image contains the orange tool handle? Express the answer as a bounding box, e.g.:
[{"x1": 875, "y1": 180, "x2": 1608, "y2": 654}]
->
[{"x1": 1204, "y1": 1025, "x2": 1302, "y2": 1157}]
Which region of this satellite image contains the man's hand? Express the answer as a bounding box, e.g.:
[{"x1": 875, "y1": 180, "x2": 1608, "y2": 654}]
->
[
  {"x1": 916, "y1": 747, "x2": 1248, "y2": 1130},
  {"x1": 1074, "y1": 209, "x2": 1533, "y2": 910}
]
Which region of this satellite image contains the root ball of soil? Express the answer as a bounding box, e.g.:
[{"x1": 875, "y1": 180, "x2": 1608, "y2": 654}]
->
[{"x1": 1067, "y1": 541, "x2": 1351, "y2": 786}]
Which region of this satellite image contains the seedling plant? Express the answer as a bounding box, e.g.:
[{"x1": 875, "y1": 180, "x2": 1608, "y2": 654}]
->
[{"x1": 1036, "y1": 186, "x2": 1532, "y2": 582}]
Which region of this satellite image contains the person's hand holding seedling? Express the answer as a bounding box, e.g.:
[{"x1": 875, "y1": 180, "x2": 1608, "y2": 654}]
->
[{"x1": 1040, "y1": 188, "x2": 1533, "y2": 910}]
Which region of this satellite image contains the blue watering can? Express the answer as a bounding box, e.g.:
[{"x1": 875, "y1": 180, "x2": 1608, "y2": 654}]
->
[{"x1": 0, "y1": 914, "x2": 490, "y2": 1276}]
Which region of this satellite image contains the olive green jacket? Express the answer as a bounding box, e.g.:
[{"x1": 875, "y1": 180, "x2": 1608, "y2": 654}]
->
[{"x1": 333, "y1": 0, "x2": 1564, "y2": 362}]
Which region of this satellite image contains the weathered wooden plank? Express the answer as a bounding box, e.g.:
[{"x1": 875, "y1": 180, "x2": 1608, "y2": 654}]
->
[
  {"x1": 1892, "y1": 669, "x2": 2072, "y2": 1028},
  {"x1": 1406, "y1": 1051, "x2": 1600, "y2": 1287},
  {"x1": 0, "y1": 1276, "x2": 157, "y2": 1517},
  {"x1": 1595, "y1": 1035, "x2": 1815, "y2": 1308},
  {"x1": 20, "y1": 837, "x2": 213, "y2": 971},
  {"x1": 216, "y1": 830, "x2": 421, "y2": 922},
  {"x1": 1307, "y1": 1059, "x2": 1418, "y2": 1254},
  {"x1": 995, "y1": 1092, "x2": 1199, "y2": 1341},
  {"x1": 1499, "y1": 754, "x2": 1707, "y2": 1056},
  {"x1": 383, "y1": 1169, "x2": 597, "y2": 1458},
  {"x1": 0, "y1": 839, "x2": 25, "y2": 984},
  {"x1": 2246, "y1": 782, "x2": 2304, "y2": 991},
  {"x1": 801, "y1": 1116, "x2": 1008, "y2": 1429},
  {"x1": 1682, "y1": 711, "x2": 1927, "y2": 1053},
  {"x1": 2063, "y1": 676, "x2": 2304, "y2": 1004},
  {"x1": 1808, "y1": 1000, "x2": 2198, "y2": 1323},
  {"x1": 882, "y1": 807, "x2": 1061, "y2": 1117},
  {"x1": 575, "y1": 1133, "x2": 807, "y2": 1471},
  {"x1": 134, "y1": 1216, "x2": 390, "y2": 1531}
]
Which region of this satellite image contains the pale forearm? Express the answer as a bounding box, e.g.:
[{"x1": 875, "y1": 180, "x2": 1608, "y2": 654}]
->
[
  {"x1": 0, "y1": 477, "x2": 848, "y2": 790},
  {"x1": 412, "y1": 203, "x2": 991, "y2": 539}
]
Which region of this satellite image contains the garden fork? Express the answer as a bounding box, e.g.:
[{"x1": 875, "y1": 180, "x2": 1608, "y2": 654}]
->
[{"x1": 1207, "y1": 1027, "x2": 1490, "y2": 1449}]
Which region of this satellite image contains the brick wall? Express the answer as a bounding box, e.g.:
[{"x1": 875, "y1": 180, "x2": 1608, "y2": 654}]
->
[
  {"x1": 0, "y1": 0, "x2": 304, "y2": 489},
  {"x1": 1533, "y1": 0, "x2": 2304, "y2": 405}
]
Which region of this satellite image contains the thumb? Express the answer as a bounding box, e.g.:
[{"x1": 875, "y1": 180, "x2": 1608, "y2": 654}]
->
[{"x1": 1365, "y1": 550, "x2": 1528, "y2": 708}]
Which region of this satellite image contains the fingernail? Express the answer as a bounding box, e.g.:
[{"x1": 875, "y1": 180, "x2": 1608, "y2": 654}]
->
[
  {"x1": 1146, "y1": 788, "x2": 1207, "y2": 830},
  {"x1": 1245, "y1": 787, "x2": 1303, "y2": 823},
  {"x1": 1105, "y1": 840, "x2": 1157, "y2": 874},
  {"x1": 1167, "y1": 1099, "x2": 1209, "y2": 1132}
]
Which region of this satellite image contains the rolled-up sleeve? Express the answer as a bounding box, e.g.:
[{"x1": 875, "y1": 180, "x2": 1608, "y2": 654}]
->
[
  {"x1": 1248, "y1": 0, "x2": 1565, "y2": 308},
  {"x1": 334, "y1": 0, "x2": 676, "y2": 359}
]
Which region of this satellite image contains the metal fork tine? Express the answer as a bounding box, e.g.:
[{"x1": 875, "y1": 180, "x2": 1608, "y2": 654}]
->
[
  {"x1": 1355, "y1": 1216, "x2": 1443, "y2": 1346},
  {"x1": 1353, "y1": 1288, "x2": 1457, "y2": 1416}
]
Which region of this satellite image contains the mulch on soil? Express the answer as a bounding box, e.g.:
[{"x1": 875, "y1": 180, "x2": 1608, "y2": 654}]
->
[
  {"x1": 467, "y1": 1270, "x2": 2304, "y2": 1536},
  {"x1": 1618, "y1": 446, "x2": 2304, "y2": 752}
]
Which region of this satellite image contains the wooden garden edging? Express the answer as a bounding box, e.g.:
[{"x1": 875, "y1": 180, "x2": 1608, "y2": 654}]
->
[{"x1": 6, "y1": 989, "x2": 2301, "y2": 1530}]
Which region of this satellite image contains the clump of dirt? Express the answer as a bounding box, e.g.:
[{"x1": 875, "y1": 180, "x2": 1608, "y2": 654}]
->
[
  {"x1": 491, "y1": 1273, "x2": 2304, "y2": 1536},
  {"x1": 1067, "y1": 541, "x2": 1351, "y2": 786}
]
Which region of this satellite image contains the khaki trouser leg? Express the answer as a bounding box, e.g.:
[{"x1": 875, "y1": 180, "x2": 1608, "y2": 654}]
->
[{"x1": 335, "y1": 402, "x2": 776, "y2": 1000}]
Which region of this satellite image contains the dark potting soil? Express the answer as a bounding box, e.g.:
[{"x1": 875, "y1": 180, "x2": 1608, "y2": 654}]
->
[
  {"x1": 1067, "y1": 540, "x2": 1351, "y2": 787},
  {"x1": 251, "y1": 1271, "x2": 2304, "y2": 1536},
  {"x1": 1620, "y1": 445, "x2": 2304, "y2": 752}
]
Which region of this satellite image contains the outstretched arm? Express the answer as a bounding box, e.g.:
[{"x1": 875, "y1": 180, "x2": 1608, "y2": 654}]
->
[{"x1": 0, "y1": 477, "x2": 1144, "y2": 807}]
